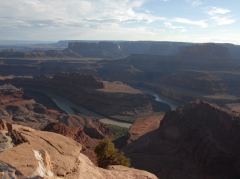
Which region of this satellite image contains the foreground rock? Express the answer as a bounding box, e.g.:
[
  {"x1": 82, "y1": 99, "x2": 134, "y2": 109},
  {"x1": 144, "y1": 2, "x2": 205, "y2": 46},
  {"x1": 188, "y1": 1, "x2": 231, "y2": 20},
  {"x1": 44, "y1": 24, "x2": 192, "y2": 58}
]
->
[
  {"x1": 0, "y1": 123, "x2": 157, "y2": 179},
  {"x1": 43, "y1": 122, "x2": 101, "y2": 163},
  {"x1": 125, "y1": 101, "x2": 240, "y2": 179}
]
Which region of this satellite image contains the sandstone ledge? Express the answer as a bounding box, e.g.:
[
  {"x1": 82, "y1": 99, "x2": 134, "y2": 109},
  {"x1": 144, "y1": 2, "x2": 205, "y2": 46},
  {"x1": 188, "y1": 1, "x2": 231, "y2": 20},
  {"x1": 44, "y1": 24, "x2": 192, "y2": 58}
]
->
[{"x1": 0, "y1": 124, "x2": 158, "y2": 179}]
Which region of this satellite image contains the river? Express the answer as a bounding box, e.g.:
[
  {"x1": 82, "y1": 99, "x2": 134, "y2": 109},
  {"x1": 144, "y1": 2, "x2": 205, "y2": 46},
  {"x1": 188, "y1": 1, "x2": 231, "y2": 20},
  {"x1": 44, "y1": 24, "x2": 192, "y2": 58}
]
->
[
  {"x1": 25, "y1": 88, "x2": 178, "y2": 128},
  {"x1": 151, "y1": 93, "x2": 178, "y2": 110},
  {"x1": 25, "y1": 89, "x2": 132, "y2": 128},
  {"x1": 135, "y1": 87, "x2": 179, "y2": 111}
]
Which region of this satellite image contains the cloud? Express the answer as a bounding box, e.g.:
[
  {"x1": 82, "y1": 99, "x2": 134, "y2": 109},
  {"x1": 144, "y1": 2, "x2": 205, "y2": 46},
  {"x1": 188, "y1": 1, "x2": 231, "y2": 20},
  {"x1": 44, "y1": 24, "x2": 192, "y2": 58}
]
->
[
  {"x1": 173, "y1": 18, "x2": 208, "y2": 28},
  {"x1": 0, "y1": 0, "x2": 171, "y2": 40},
  {"x1": 186, "y1": 0, "x2": 203, "y2": 7},
  {"x1": 164, "y1": 22, "x2": 186, "y2": 32},
  {"x1": 207, "y1": 7, "x2": 236, "y2": 26},
  {"x1": 208, "y1": 7, "x2": 231, "y2": 15},
  {"x1": 211, "y1": 16, "x2": 236, "y2": 25},
  {"x1": 0, "y1": 0, "x2": 165, "y2": 28},
  {"x1": 0, "y1": 0, "x2": 238, "y2": 43}
]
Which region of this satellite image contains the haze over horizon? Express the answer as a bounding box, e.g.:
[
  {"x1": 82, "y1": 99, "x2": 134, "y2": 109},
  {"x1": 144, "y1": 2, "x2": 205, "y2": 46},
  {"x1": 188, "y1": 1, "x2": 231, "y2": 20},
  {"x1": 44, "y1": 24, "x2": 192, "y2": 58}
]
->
[{"x1": 0, "y1": 0, "x2": 239, "y2": 44}]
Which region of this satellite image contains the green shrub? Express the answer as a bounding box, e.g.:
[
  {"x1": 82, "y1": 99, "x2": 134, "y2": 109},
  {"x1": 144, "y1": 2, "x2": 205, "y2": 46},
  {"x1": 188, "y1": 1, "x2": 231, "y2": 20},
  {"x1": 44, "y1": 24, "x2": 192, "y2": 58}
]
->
[
  {"x1": 106, "y1": 124, "x2": 128, "y2": 140},
  {"x1": 94, "y1": 139, "x2": 130, "y2": 168}
]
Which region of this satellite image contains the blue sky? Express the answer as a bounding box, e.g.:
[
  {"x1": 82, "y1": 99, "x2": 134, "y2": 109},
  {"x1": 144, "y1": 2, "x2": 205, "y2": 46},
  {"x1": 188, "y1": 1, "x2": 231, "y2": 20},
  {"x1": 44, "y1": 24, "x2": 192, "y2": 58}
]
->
[{"x1": 0, "y1": 0, "x2": 239, "y2": 44}]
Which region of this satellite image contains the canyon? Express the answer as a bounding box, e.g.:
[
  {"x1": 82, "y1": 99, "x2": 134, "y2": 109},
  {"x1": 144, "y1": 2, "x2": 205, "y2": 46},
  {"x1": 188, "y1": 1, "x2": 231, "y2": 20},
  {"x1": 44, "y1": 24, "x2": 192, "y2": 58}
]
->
[
  {"x1": 8, "y1": 73, "x2": 153, "y2": 123},
  {"x1": 1, "y1": 42, "x2": 240, "y2": 113},
  {"x1": 1, "y1": 41, "x2": 240, "y2": 179}
]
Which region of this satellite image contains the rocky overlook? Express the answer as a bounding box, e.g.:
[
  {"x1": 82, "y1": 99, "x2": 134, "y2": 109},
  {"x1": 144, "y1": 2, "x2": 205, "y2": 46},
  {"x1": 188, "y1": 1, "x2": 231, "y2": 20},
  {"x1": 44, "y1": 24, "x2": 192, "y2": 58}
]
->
[
  {"x1": 125, "y1": 101, "x2": 240, "y2": 179},
  {"x1": 0, "y1": 122, "x2": 157, "y2": 179},
  {"x1": 43, "y1": 122, "x2": 105, "y2": 163}
]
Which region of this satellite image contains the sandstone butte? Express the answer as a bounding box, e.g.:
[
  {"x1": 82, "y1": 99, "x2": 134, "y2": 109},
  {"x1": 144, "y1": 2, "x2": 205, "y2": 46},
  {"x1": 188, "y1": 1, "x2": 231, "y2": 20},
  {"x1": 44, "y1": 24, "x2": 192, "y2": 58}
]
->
[{"x1": 0, "y1": 121, "x2": 158, "y2": 179}]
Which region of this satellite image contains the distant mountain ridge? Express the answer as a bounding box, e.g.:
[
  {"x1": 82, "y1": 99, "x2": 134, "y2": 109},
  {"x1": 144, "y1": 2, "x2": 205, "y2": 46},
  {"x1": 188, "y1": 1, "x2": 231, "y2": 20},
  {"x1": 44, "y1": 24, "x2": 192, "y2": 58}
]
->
[
  {"x1": 1, "y1": 40, "x2": 240, "y2": 59},
  {"x1": 178, "y1": 43, "x2": 231, "y2": 59},
  {"x1": 67, "y1": 41, "x2": 240, "y2": 59}
]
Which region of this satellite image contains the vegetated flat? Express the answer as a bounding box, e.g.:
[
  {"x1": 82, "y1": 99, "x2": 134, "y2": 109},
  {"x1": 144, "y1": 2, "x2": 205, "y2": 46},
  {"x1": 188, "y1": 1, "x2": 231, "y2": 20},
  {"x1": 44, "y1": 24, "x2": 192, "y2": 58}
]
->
[
  {"x1": 105, "y1": 124, "x2": 129, "y2": 140},
  {"x1": 99, "y1": 118, "x2": 132, "y2": 128},
  {"x1": 99, "y1": 81, "x2": 142, "y2": 94}
]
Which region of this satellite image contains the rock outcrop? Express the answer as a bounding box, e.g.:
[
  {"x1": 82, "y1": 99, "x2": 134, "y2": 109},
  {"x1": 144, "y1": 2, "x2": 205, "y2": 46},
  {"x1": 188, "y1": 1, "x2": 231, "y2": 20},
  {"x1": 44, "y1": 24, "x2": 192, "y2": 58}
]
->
[
  {"x1": 43, "y1": 122, "x2": 101, "y2": 163},
  {"x1": 0, "y1": 84, "x2": 56, "y2": 129},
  {"x1": 0, "y1": 83, "x2": 110, "y2": 134},
  {"x1": 127, "y1": 113, "x2": 164, "y2": 144},
  {"x1": 0, "y1": 124, "x2": 158, "y2": 179},
  {"x1": 0, "y1": 84, "x2": 112, "y2": 162},
  {"x1": 0, "y1": 120, "x2": 27, "y2": 152},
  {"x1": 125, "y1": 101, "x2": 240, "y2": 179}
]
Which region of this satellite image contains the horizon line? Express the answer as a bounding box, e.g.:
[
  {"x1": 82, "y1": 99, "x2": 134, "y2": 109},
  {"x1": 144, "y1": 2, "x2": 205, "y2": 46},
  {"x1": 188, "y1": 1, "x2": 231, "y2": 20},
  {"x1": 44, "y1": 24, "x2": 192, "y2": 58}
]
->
[{"x1": 0, "y1": 39, "x2": 239, "y2": 46}]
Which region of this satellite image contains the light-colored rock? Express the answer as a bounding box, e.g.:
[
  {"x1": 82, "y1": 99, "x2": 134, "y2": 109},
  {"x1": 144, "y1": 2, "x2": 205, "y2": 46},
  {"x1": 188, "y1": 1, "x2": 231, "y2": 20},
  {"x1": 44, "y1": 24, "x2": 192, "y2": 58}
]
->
[
  {"x1": 65, "y1": 153, "x2": 158, "y2": 179},
  {"x1": 0, "y1": 132, "x2": 14, "y2": 152},
  {"x1": 0, "y1": 125, "x2": 158, "y2": 179},
  {"x1": 32, "y1": 149, "x2": 54, "y2": 178}
]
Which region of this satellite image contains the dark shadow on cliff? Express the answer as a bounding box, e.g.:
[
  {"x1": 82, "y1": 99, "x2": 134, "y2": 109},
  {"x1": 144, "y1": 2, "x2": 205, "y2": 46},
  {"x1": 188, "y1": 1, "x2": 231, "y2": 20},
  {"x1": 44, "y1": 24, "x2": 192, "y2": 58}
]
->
[{"x1": 124, "y1": 101, "x2": 240, "y2": 179}]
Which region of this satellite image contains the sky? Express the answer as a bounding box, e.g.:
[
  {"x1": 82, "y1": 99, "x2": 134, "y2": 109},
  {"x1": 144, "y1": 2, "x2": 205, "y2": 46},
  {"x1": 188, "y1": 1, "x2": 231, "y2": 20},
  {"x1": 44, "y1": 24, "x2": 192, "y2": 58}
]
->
[{"x1": 0, "y1": 0, "x2": 239, "y2": 44}]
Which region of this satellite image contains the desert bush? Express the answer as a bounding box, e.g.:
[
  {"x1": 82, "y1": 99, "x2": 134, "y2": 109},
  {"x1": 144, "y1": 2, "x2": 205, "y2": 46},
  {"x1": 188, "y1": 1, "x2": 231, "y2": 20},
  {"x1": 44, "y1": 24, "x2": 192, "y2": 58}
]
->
[{"x1": 94, "y1": 139, "x2": 130, "y2": 168}]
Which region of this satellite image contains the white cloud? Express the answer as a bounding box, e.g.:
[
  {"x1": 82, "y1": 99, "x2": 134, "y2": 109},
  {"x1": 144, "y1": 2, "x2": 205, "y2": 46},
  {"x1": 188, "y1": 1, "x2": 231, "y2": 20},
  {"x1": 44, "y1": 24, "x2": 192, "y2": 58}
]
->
[
  {"x1": 211, "y1": 16, "x2": 236, "y2": 25},
  {"x1": 0, "y1": 0, "x2": 238, "y2": 43},
  {"x1": 207, "y1": 7, "x2": 236, "y2": 26},
  {"x1": 0, "y1": 0, "x2": 165, "y2": 28},
  {"x1": 173, "y1": 18, "x2": 208, "y2": 28},
  {"x1": 164, "y1": 22, "x2": 186, "y2": 32},
  {"x1": 208, "y1": 7, "x2": 231, "y2": 15},
  {"x1": 0, "y1": 0, "x2": 171, "y2": 40}
]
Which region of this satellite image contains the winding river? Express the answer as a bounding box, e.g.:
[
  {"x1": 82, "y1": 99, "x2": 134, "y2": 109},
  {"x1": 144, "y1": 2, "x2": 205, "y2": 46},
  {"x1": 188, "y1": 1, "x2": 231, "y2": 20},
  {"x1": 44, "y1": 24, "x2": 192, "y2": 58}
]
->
[
  {"x1": 25, "y1": 89, "x2": 133, "y2": 128},
  {"x1": 151, "y1": 93, "x2": 178, "y2": 110},
  {"x1": 25, "y1": 88, "x2": 178, "y2": 128}
]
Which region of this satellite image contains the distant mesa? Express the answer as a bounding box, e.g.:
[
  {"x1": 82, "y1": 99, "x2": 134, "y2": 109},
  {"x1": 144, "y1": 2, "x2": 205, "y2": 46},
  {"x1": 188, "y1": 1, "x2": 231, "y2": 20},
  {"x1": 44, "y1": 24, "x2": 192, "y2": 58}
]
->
[
  {"x1": 1, "y1": 41, "x2": 239, "y2": 59},
  {"x1": 178, "y1": 43, "x2": 231, "y2": 59}
]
